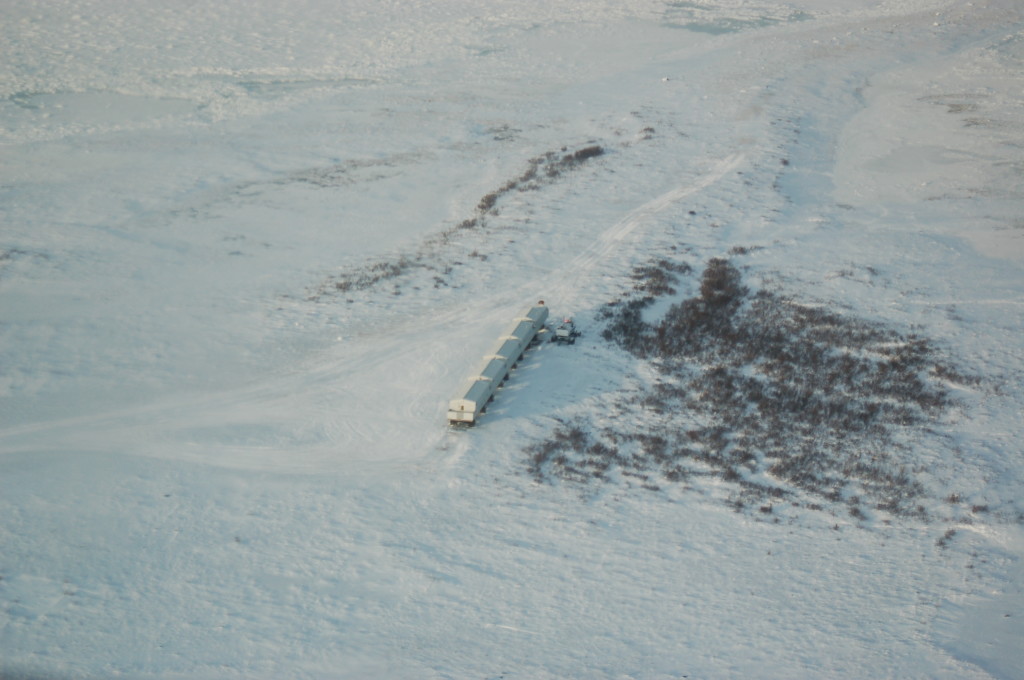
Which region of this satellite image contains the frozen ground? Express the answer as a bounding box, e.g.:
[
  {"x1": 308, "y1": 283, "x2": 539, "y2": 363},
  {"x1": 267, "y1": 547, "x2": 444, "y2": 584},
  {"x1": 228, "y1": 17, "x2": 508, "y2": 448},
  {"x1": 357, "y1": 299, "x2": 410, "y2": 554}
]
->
[{"x1": 1, "y1": 0, "x2": 1022, "y2": 678}]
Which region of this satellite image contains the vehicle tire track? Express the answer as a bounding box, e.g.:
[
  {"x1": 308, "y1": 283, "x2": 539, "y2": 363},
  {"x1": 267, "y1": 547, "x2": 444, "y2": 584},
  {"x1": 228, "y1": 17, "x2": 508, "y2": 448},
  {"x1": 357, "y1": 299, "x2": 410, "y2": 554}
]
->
[{"x1": 546, "y1": 152, "x2": 745, "y2": 304}]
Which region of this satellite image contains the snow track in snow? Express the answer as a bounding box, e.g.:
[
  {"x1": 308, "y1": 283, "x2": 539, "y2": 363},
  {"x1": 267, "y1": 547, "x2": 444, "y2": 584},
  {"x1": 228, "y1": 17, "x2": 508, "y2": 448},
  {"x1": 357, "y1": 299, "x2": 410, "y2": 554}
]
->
[{"x1": 546, "y1": 152, "x2": 746, "y2": 305}]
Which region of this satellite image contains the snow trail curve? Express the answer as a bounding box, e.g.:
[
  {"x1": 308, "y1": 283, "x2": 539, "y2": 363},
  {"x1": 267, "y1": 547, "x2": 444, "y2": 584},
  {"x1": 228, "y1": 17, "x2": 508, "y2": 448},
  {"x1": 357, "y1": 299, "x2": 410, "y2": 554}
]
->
[{"x1": 546, "y1": 153, "x2": 745, "y2": 304}]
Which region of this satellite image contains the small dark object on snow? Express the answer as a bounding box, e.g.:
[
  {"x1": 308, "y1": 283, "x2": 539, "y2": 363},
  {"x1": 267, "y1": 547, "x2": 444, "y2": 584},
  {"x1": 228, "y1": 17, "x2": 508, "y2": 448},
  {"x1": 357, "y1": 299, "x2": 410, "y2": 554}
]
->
[{"x1": 551, "y1": 318, "x2": 581, "y2": 345}]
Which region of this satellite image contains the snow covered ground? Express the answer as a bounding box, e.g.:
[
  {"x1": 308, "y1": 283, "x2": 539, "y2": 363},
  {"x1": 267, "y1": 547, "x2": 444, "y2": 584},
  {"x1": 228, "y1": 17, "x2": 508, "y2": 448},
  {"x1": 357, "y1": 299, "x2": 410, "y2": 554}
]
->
[{"x1": 1, "y1": 0, "x2": 1022, "y2": 677}]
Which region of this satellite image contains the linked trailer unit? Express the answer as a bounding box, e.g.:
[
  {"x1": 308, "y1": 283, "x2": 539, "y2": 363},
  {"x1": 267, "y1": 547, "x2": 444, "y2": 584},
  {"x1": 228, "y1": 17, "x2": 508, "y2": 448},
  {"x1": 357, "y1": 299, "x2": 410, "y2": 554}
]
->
[{"x1": 447, "y1": 301, "x2": 549, "y2": 425}]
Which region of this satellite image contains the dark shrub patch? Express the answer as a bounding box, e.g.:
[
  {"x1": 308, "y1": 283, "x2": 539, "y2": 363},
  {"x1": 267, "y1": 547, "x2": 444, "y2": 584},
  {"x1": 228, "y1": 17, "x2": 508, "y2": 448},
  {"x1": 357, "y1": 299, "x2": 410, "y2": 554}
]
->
[
  {"x1": 529, "y1": 256, "x2": 966, "y2": 519},
  {"x1": 572, "y1": 145, "x2": 605, "y2": 163}
]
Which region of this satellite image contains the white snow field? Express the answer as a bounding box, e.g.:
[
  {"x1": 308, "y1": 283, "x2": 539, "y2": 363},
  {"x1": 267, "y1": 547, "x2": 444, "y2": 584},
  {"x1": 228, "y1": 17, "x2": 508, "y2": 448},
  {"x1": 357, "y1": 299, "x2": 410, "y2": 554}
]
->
[{"x1": 2, "y1": 0, "x2": 1023, "y2": 677}]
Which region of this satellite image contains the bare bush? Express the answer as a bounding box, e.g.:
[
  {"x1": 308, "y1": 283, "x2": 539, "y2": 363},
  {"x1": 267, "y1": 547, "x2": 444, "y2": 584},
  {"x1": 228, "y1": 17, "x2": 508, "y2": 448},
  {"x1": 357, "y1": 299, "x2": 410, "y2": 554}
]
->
[
  {"x1": 700, "y1": 257, "x2": 746, "y2": 306},
  {"x1": 936, "y1": 528, "x2": 957, "y2": 548},
  {"x1": 571, "y1": 145, "x2": 605, "y2": 163}
]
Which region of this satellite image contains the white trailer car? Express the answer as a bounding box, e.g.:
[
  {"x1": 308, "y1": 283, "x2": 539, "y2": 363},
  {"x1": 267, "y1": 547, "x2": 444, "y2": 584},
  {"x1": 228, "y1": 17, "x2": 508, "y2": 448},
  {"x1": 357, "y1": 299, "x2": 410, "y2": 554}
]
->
[{"x1": 447, "y1": 301, "x2": 549, "y2": 425}]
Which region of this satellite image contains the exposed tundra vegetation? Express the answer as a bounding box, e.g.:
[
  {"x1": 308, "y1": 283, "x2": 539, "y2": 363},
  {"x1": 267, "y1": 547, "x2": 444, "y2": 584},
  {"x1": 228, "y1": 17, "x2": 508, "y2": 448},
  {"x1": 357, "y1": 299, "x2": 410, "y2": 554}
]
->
[
  {"x1": 308, "y1": 144, "x2": 606, "y2": 300},
  {"x1": 529, "y1": 256, "x2": 976, "y2": 521}
]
